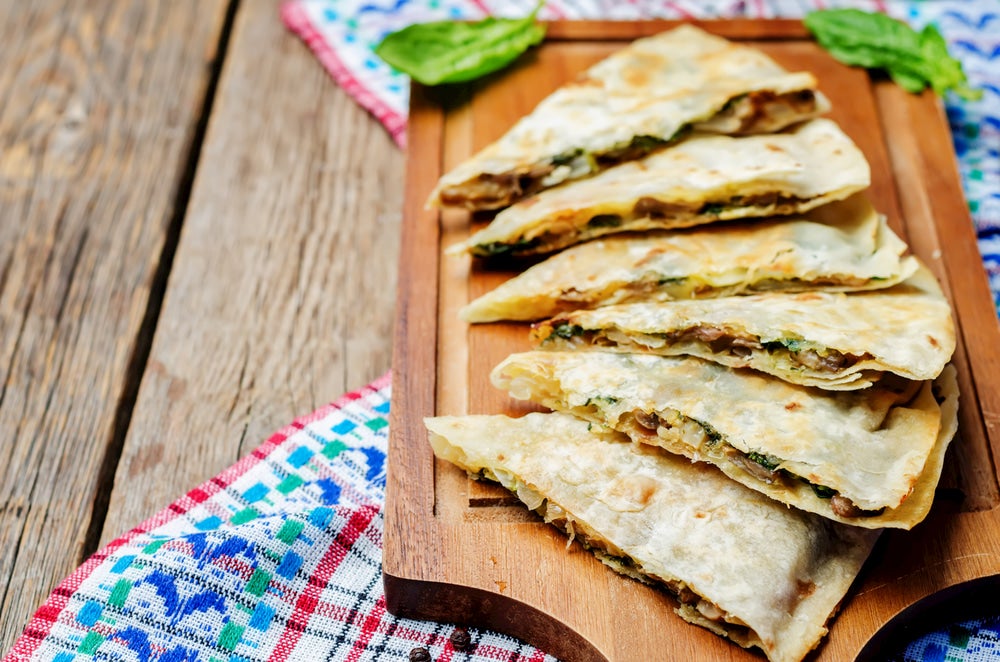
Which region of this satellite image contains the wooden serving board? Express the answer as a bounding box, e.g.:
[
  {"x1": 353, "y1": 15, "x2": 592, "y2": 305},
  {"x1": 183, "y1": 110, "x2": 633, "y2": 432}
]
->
[{"x1": 385, "y1": 20, "x2": 1000, "y2": 662}]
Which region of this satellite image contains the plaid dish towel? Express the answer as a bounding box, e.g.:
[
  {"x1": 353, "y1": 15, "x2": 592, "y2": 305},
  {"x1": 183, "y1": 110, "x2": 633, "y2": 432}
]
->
[
  {"x1": 4, "y1": 375, "x2": 558, "y2": 662},
  {"x1": 5, "y1": 2, "x2": 1000, "y2": 662}
]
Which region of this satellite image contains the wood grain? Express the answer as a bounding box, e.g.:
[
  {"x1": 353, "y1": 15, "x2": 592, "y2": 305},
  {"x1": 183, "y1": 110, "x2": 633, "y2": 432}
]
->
[
  {"x1": 0, "y1": 0, "x2": 231, "y2": 650},
  {"x1": 385, "y1": 21, "x2": 1000, "y2": 662},
  {"x1": 97, "y1": 0, "x2": 403, "y2": 545},
  {"x1": 872, "y1": 81, "x2": 1000, "y2": 508},
  {"x1": 543, "y1": 18, "x2": 810, "y2": 40}
]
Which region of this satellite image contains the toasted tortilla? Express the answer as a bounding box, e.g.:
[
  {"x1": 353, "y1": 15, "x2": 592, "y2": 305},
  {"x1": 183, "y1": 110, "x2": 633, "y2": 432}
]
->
[
  {"x1": 426, "y1": 412, "x2": 879, "y2": 662},
  {"x1": 450, "y1": 119, "x2": 869, "y2": 257},
  {"x1": 491, "y1": 351, "x2": 959, "y2": 529},
  {"x1": 429, "y1": 25, "x2": 828, "y2": 211},
  {"x1": 461, "y1": 194, "x2": 918, "y2": 322},
  {"x1": 530, "y1": 264, "x2": 955, "y2": 390}
]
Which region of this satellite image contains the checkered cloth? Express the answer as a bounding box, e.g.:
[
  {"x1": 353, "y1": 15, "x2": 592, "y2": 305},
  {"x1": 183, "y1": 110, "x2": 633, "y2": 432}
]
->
[
  {"x1": 4, "y1": 375, "x2": 557, "y2": 662},
  {"x1": 5, "y1": 2, "x2": 1000, "y2": 661}
]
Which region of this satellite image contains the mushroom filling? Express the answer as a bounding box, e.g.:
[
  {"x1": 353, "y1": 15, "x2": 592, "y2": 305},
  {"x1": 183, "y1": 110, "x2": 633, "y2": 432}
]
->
[
  {"x1": 539, "y1": 322, "x2": 871, "y2": 375},
  {"x1": 697, "y1": 89, "x2": 820, "y2": 134},
  {"x1": 444, "y1": 134, "x2": 674, "y2": 211},
  {"x1": 623, "y1": 407, "x2": 884, "y2": 519},
  {"x1": 470, "y1": 192, "x2": 815, "y2": 257},
  {"x1": 442, "y1": 88, "x2": 819, "y2": 210},
  {"x1": 439, "y1": 164, "x2": 557, "y2": 210}
]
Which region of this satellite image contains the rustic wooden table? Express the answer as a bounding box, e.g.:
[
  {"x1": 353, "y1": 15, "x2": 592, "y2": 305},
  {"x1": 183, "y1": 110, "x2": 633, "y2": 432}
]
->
[{"x1": 0, "y1": 1, "x2": 402, "y2": 650}]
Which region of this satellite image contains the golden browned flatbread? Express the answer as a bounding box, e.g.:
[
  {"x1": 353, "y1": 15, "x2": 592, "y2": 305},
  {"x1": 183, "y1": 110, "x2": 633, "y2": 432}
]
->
[
  {"x1": 491, "y1": 351, "x2": 959, "y2": 529},
  {"x1": 530, "y1": 264, "x2": 954, "y2": 390},
  {"x1": 462, "y1": 194, "x2": 917, "y2": 322},
  {"x1": 426, "y1": 412, "x2": 879, "y2": 662},
  {"x1": 450, "y1": 119, "x2": 868, "y2": 257},
  {"x1": 430, "y1": 25, "x2": 828, "y2": 210}
]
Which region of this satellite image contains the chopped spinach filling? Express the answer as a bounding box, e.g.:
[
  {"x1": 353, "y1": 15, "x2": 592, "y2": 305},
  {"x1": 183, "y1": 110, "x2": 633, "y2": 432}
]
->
[
  {"x1": 649, "y1": 413, "x2": 874, "y2": 515},
  {"x1": 626, "y1": 134, "x2": 670, "y2": 152},
  {"x1": 584, "y1": 394, "x2": 620, "y2": 407},
  {"x1": 746, "y1": 451, "x2": 782, "y2": 471},
  {"x1": 695, "y1": 420, "x2": 723, "y2": 446},
  {"x1": 696, "y1": 423, "x2": 852, "y2": 506},
  {"x1": 550, "y1": 148, "x2": 583, "y2": 166},
  {"x1": 473, "y1": 237, "x2": 541, "y2": 257},
  {"x1": 763, "y1": 338, "x2": 805, "y2": 353},
  {"x1": 810, "y1": 483, "x2": 837, "y2": 499},
  {"x1": 594, "y1": 134, "x2": 672, "y2": 167},
  {"x1": 551, "y1": 322, "x2": 585, "y2": 340}
]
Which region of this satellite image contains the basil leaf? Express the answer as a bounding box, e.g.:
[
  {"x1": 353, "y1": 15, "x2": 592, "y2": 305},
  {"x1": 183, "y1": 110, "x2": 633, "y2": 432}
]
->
[
  {"x1": 804, "y1": 9, "x2": 981, "y2": 101},
  {"x1": 918, "y1": 24, "x2": 982, "y2": 101},
  {"x1": 374, "y1": 3, "x2": 546, "y2": 86},
  {"x1": 889, "y1": 67, "x2": 929, "y2": 94}
]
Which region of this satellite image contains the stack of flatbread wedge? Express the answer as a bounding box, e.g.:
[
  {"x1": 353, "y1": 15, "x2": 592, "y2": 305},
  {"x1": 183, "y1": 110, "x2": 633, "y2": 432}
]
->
[{"x1": 421, "y1": 25, "x2": 959, "y2": 662}]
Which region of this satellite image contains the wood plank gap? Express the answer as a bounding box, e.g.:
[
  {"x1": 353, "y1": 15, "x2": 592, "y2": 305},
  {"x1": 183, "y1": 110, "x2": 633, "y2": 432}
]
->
[{"x1": 78, "y1": 0, "x2": 243, "y2": 562}]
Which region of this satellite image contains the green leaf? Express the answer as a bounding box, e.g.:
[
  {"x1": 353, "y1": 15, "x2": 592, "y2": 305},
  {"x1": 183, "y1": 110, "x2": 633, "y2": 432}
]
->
[
  {"x1": 804, "y1": 9, "x2": 980, "y2": 100},
  {"x1": 889, "y1": 67, "x2": 929, "y2": 94},
  {"x1": 374, "y1": 3, "x2": 547, "y2": 86},
  {"x1": 918, "y1": 25, "x2": 983, "y2": 101}
]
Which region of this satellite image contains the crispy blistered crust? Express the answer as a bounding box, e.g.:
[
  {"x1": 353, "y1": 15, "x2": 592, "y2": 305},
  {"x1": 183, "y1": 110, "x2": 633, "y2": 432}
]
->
[
  {"x1": 425, "y1": 412, "x2": 879, "y2": 662},
  {"x1": 449, "y1": 119, "x2": 869, "y2": 257},
  {"x1": 429, "y1": 25, "x2": 827, "y2": 210},
  {"x1": 531, "y1": 264, "x2": 955, "y2": 389},
  {"x1": 491, "y1": 351, "x2": 959, "y2": 528},
  {"x1": 462, "y1": 194, "x2": 917, "y2": 323}
]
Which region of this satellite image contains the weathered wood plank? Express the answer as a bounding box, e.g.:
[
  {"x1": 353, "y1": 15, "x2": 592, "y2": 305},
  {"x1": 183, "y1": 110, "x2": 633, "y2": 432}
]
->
[
  {"x1": 0, "y1": 0, "x2": 231, "y2": 650},
  {"x1": 98, "y1": 0, "x2": 403, "y2": 543}
]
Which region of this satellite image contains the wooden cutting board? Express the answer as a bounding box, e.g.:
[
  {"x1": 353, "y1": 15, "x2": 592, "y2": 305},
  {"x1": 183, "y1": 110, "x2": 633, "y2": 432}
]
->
[{"x1": 385, "y1": 19, "x2": 1000, "y2": 662}]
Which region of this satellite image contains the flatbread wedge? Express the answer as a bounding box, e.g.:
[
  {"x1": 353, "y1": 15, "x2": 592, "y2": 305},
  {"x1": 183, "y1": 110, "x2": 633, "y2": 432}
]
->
[
  {"x1": 491, "y1": 351, "x2": 959, "y2": 529},
  {"x1": 462, "y1": 194, "x2": 918, "y2": 322},
  {"x1": 425, "y1": 412, "x2": 879, "y2": 662},
  {"x1": 450, "y1": 119, "x2": 869, "y2": 257},
  {"x1": 530, "y1": 264, "x2": 955, "y2": 390},
  {"x1": 429, "y1": 24, "x2": 828, "y2": 210}
]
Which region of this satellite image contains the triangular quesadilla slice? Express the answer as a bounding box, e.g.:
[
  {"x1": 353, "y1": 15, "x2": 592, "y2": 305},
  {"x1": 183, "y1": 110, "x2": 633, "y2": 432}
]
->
[
  {"x1": 530, "y1": 264, "x2": 955, "y2": 390},
  {"x1": 426, "y1": 412, "x2": 879, "y2": 662},
  {"x1": 491, "y1": 351, "x2": 959, "y2": 529},
  {"x1": 462, "y1": 194, "x2": 918, "y2": 322},
  {"x1": 450, "y1": 119, "x2": 869, "y2": 257},
  {"x1": 430, "y1": 25, "x2": 828, "y2": 211}
]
